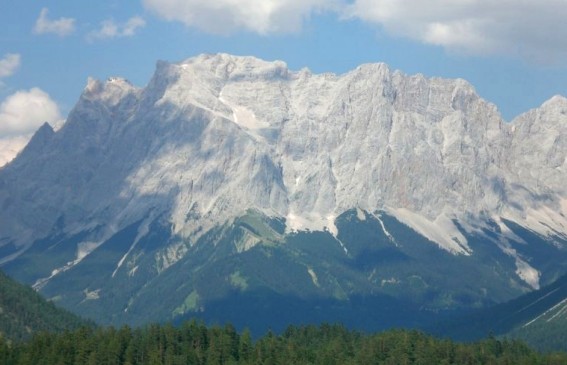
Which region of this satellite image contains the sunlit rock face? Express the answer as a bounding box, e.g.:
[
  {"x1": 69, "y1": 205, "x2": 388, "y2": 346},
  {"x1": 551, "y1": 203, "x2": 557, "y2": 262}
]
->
[{"x1": 1, "y1": 54, "x2": 566, "y2": 326}]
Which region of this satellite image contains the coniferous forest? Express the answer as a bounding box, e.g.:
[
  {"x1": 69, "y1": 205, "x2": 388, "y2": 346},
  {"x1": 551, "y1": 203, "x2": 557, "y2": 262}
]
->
[{"x1": 1, "y1": 321, "x2": 567, "y2": 365}]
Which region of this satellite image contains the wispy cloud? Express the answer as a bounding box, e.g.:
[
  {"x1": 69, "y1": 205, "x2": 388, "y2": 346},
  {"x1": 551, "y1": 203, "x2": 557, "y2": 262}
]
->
[
  {"x1": 0, "y1": 54, "x2": 21, "y2": 79},
  {"x1": 88, "y1": 16, "x2": 146, "y2": 41},
  {"x1": 143, "y1": 0, "x2": 336, "y2": 35},
  {"x1": 33, "y1": 8, "x2": 76, "y2": 37}
]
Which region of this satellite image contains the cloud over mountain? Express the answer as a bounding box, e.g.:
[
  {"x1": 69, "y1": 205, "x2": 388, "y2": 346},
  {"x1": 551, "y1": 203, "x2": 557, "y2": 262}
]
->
[
  {"x1": 0, "y1": 88, "x2": 61, "y2": 137},
  {"x1": 33, "y1": 8, "x2": 76, "y2": 37},
  {"x1": 0, "y1": 88, "x2": 62, "y2": 167}
]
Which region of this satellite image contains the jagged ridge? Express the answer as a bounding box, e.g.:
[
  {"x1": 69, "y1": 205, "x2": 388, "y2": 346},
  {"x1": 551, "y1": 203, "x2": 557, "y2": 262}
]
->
[{"x1": 0, "y1": 54, "x2": 566, "y2": 326}]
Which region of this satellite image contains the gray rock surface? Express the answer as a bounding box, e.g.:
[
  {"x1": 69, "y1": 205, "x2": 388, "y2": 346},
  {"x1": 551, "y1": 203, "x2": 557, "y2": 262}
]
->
[{"x1": 1, "y1": 54, "x2": 566, "y2": 288}]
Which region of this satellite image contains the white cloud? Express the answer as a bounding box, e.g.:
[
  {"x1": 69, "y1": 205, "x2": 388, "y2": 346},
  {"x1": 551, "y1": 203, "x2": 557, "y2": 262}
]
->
[
  {"x1": 88, "y1": 16, "x2": 146, "y2": 40},
  {"x1": 0, "y1": 88, "x2": 62, "y2": 138},
  {"x1": 0, "y1": 54, "x2": 21, "y2": 79},
  {"x1": 33, "y1": 7, "x2": 76, "y2": 37},
  {"x1": 142, "y1": 0, "x2": 567, "y2": 62},
  {"x1": 345, "y1": 0, "x2": 567, "y2": 61},
  {"x1": 142, "y1": 0, "x2": 336, "y2": 34},
  {"x1": 0, "y1": 88, "x2": 63, "y2": 167}
]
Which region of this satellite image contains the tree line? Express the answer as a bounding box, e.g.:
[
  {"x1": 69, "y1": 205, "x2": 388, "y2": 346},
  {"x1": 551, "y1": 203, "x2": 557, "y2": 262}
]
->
[{"x1": 1, "y1": 321, "x2": 566, "y2": 365}]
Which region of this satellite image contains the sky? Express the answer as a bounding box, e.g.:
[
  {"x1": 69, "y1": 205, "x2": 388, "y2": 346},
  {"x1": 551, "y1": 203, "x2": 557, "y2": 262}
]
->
[{"x1": 1, "y1": 0, "x2": 566, "y2": 166}]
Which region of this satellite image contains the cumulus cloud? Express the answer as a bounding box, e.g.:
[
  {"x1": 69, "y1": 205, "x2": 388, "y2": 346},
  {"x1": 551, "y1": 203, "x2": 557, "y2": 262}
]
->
[
  {"x1": 345, "y1": 0, "x2": 567, "y2": 61},
  {"x1": 142, "y1": 0, "x2": 567, "y2": 62},
  {"x1": 0, "y1": 88, "x2": 63, "y2": 167},
  {"x1": 33, "y1": 7, "x2": 76, "y2": 37},
  {"x1": 0, "y1": 54, "x2": 21, "y2": 79},
  {"x1": 88, "y1": 16, "x2": 146, "y2": 40},
  {"x1": 142, "y1": 0, "x2": 336, "y2": 34},
  {"x1": 0, "y1": 88, "x2": 62, "y2": 137}
]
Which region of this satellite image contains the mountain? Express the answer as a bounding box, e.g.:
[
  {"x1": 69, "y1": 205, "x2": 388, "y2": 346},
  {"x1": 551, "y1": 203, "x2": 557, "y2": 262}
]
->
[
  {"x1": 0, "y1": 54, "x2": 566, "y2": 330},
  {"x1": 432, "y1": 272, "x2": 567, "y2": 352},
  {"x1": 0, "y1": 270, "x2": 90, "y2": 341}
]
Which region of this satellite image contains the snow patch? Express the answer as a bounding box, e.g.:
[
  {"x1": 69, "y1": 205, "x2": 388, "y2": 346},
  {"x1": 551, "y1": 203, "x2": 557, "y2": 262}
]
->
[
  {"x1": 371, "y1": 212, "x2": 397, "y2": 246},
  {"x1": 284, "y1": 212, "x2": 347, "y2": 254},
  {"x1": 234, "y1": 231, "x2": 262, "y2": 253},
  {"x1": 112, "y1": 219, "x2": 151, "y2": 278},
  {"x1": 307, "y1": 267, "x2": 319, "y2": 287},
  {"x1": 156, "y1": 240, "x2": 188, "y2": 273},
  {"x1": 388, "y1": 208, "x2": 471, "y2": 255},
  {"x1": 232, "y1": 104, "x2": 268, "y2": 130},
  {"x1": 128, "y1": 265, "x2": 139, "y2": 277},
  {"x1": 77, "y1": 241, "x2": 102, "y2": 260},
  {"x1": 491, "y1": 216, "x2": 526, "y2": 244},
  {"x1": 515, "y1": 259, "x2": 540, "y2": 289},
  {"x1": 83, "y1": 288, "x2": 101, "y2": 300},
  {"x1": 285, "y1": 211, "x2": 338, "y2": 237},
  {"x1": 381, "y1": 277, "x2": 400, "y2": 286},
  {"x1": 335, "y1": 236, "x2": 349, "y2": 255},
  {"x1": 33, "y1": 235, "x2": 111, "y2": 290},
  {"x1": 523, "y1": 203, "x2": 567, "y2": 239},
  {"x1": 522, "y1": 290, "x2": 564, "y2": 327},
  {"x1": 219, "y1": 93, "x2": 269, "y2": 142},
  {"x1": 325, "y1": 214, "x2": 338, "y2": 236},
  {"x1": 493, "y1": 236, "x2": 540, "y2": 289},
  {"x1": 546, "y1": 299, "x2": 567, "y2": 323}
]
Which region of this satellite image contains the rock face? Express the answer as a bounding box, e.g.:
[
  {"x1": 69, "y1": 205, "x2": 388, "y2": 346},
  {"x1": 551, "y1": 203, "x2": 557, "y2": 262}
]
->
[{"x1": 0, "y1": 54, "x2": 566, "y2": 328}]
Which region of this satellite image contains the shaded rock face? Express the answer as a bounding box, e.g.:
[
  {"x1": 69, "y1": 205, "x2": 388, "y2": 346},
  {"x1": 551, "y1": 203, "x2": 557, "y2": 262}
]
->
[{"x1": 0, "y1": 54, "x2": 566, "y2": 326}]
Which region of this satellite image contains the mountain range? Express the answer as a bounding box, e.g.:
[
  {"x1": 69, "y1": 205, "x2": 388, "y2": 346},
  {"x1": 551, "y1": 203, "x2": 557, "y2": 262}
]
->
[{"x1": 0, "y1": 53, "x2": 566, "y2": 331}]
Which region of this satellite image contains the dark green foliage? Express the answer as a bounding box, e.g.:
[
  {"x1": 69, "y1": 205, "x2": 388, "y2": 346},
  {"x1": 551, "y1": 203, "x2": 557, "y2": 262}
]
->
[
  {"x1": 1, "y1": 321, "x2": 565, "y2": 365},
  {"x1": 0, "y1": 270, "x2": 92, "y2": 341}
]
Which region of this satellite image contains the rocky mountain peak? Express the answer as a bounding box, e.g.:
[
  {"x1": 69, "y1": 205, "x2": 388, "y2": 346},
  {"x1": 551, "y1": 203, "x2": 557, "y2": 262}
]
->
[{"x1": 1, "y1": 54, "x2": 566, "y2": 293}]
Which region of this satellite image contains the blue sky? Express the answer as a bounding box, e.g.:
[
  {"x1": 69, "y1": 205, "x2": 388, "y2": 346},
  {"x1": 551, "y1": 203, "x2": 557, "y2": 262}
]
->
[{"x1": 1, "y1": 0, "x2": 566, "y2": 164}]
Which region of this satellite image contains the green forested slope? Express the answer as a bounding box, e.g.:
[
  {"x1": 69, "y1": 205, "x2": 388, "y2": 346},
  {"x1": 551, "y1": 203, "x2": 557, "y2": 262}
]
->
[
  {"x1": 430, "y1": 272, "x2": 567, "y2": 352},
  {"x1": 508, "y1": 318, "x2": 567, "y2": 353},
  {"x1": 0, "y1": 270, "x2": 91, "y2": 341}
]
